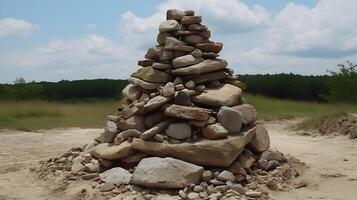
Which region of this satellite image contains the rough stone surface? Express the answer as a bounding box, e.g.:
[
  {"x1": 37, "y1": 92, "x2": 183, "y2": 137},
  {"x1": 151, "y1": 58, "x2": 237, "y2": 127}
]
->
[
  {"x1": 90, "y1": 142, "x2": 135, "y2": 160},
  {"x1": 122, "y1": 84, "x2": 142, "y2": 100},
  {"x1": 196, "y1": 42, "x2": 223, "y2": 54},
  {"x1": 201, "y1": 123, "x2": 228, "y2": 139},
  {"x1": 139, "y1": 95, "x2": 173, "y2": 114},
  {"x1": 99, "y1": 167, "x2": 132, "y2": 185},
  {"x1": 159, "y1": 20, "x2": 181, "y2": 32},
  {"x1": 172, "y1": 59, "x2": 227, "y2": 76},
  {"x1": 181, "y1": 16, "x2": 202, "y2": 24},
  {"x1": 132, "y1": 157, "x2": 204, "y2": 189},
  {"x1": 217, "y1": 106, "x2": 244, "y2": 134},
  {"x1": 192, "y1": 84, "x2": 242, "y2": 107},
  {"x1": 172, "y1": 55, "x2": 203, "y2": 68},
  {"x1": 165, "y1": 122, "x2": 192, "y2": 140},
  {"x1": 162, "y1": 82, "x2": 175, "y2": 97},
  {"x1": 174, "y1": 91, "x2": 191, "y2": 106},
  {"x1": 117, "y1": 115, "x2": 146, "y2": 132},
  {"x1": 248, "y1": 125, "x2": 270, "y2": 153},
  {"x1": 129, "y1": 77, "x2": 163, "y2": 90},
  {"x1": 132, "y1": 128, "x2": 255, "y2": 167},
  {"x1": 217, "y1": 170, "x2": 235, "y2": 182},
  {"x1": 131, "y1": 67, "x2": 172, "y2": 83},
  {"x1": 164, "y1": 104, "x2": 210, "y2": 121},
  {"x1": 140, "y1": 120, "x2": 171, "y2": 140}
]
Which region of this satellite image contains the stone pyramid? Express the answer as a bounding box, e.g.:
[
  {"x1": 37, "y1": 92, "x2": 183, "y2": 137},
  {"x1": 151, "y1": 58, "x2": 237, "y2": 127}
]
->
[{"x1": 41, "y1": 9, "x2": 277, "y2": 199}]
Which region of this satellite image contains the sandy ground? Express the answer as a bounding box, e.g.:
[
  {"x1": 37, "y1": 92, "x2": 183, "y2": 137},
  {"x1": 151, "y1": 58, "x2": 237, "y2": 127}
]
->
[{"x1": 0, "y1": 120, "x2": 356, "y2": 200}]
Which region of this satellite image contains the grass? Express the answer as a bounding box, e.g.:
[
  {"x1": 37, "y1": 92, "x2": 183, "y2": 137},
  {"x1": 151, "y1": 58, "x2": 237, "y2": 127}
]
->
[
  {"x1": 0, "y1": 95, "x2": 356, "y2": 130},
  {"x1": 244, "y1": 94, "x2": 357, "y2": 120},
  {"x1": 0, "y1": 99, "x2": 119, "y2": 130}
]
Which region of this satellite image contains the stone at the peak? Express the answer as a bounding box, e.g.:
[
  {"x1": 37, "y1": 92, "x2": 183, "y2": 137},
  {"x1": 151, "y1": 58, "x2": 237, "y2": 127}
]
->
[
  {"x1": 131, "y1": 66, "x2": 172, "y2": 83},
  {"x1": 181, "y1": 16, "x2": 202, "y2": 25},
  {"x1": 192, "y1": 83, "x2": 242, "y2": 107},
  {"x1": 172, "y1": 59, "x2": 227, "y2": 76},
  {"x1": 166, "y1": 9, "x2": 194, "y2": 20},
  {"x1": 159, "y1": 20, "x2": 181, "y2": 32}
]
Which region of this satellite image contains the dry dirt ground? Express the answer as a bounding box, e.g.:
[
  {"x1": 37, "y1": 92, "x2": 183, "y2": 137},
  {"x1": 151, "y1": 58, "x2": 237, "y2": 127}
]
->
[{"x1": 0, "y1": 120, "x2": 356, "y2": 200}]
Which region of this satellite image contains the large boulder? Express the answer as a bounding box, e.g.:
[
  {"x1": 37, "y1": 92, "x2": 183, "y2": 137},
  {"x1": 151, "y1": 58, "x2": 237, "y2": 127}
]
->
[
  {"x1": 90, "y1": 142, "x2": 136, "y2": 160},
  {"x1": 192, "y1": 84, "x2": 242, "y2": 107},
  {"x1": 132, "y1": 157, "x2": 204, "y2": 189},
  {"x1": 172, "y1": 59, "x2": 227, "y2": 76},
  {"x1": 164, "y1": 104, "x2": 211, "y2": 121},
  {"x1": 131, "y1": 127, "x2": 256, "y2": 167},
  {"x1": 131, "y1": 67, "x2": 172, "y2": 83},
  {"x1": 99, "y1": 167, "x2": 132, "y2": 185}
]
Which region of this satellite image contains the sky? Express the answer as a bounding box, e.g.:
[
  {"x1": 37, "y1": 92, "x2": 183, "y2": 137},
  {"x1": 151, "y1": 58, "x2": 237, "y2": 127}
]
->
[{"x1": 1, "y1": 0, "x2": 357, "y2": 83}]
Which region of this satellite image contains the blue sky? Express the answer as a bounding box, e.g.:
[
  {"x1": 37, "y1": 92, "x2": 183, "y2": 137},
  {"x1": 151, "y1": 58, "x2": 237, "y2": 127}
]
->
[{"x1": 1, "y1": 0, "x2": 356, "y2": 83}]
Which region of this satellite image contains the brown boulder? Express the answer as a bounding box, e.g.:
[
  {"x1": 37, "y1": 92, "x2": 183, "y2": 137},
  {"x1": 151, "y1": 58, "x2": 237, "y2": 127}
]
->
[{"x1": 196, "y1": 42, "x2": 223, "y2": 54}]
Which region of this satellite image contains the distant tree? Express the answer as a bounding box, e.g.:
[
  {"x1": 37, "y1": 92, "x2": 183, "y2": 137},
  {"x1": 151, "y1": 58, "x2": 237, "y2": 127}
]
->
[
  {"x1": 13, "y1": 77, "x2": 26, "y2": 84},
  {"x1": 327, "y1": 61, "x2": 357, "y2": 103}
]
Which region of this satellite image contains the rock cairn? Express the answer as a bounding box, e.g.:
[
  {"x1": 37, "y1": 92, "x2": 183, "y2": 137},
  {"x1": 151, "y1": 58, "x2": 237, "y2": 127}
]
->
[{"x1": 39, "y1": 9, "x2": 303, "y2": 200}]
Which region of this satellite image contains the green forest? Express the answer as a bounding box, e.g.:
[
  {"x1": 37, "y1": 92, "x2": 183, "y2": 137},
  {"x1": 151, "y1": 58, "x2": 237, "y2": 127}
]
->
[{"x1": 0, "y1": 61, "x2": 356, "y2": 103}]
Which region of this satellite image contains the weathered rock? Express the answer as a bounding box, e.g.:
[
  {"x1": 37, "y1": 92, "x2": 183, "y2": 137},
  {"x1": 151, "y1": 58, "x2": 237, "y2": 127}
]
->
[
  {"x1": 132, "y1": 157, "x2": 204, "y2": 189},
  {"x1": 120, "y1": 105, "x2": 139, "y2": 119},
  {"x1": 196, "y1": 42, "x2": 223, "y2": 54},
  {"x1": 152, "y1": 62, "x2": 172, "y2": 70},
  {"x1": 187, "y1": 71, "x2": 227, "y2": 84},
  {"x1": 164, "y1": 104, "x2": 210, "y2": 121},
  {"x1": 99, "y1": 183, "x2": 115, "y2": 192},
  {"x1": 165, "y1": 122, "x2": 192, "y2": 140},
  {"x1": 185, "y1": 81, "x2": 195, "y2": 89},
  {"x1": 122, "y1": 84, "x2": 142, "y2": 100},
  {"x1": 129, "y1": 77, "x2": 163, "y2": 90},
  {"x1": 160, "y1": 50, "x2": 174, "y2": 61},
  {"x1": 192, "y1": 84, "x2": 242, "y2": 107},
  {"x1": 159, "y1": 20, "x2": 181, "y2": 32},
  {"x1": 174, "y1": 91, "x2": 191, "y2": 106},
  {"x1": 121, "y1": 153, "x2": 148, "y2": 165},
  {"x1": 114, "y1": 129, "x2": 142, "y2": 145},
  {"x1": 132, "y1": 127, "x2": 256, "y2": 167},
  {"x1": 187, "y1": 192, "x2": 200, "y2": 200},
  {"x1": 184, "y1": 35, "x2": 204, "y2": 45},
  {"x1": 162, "y1": 82, "x2": 175, "y2": 97},
  {"x1": 138, "y1": 59, "x2": 153, "y2": 67},
  {"x1": 191, "y1": 49, "x2": 202, "y2": 57},
  {"x1": 172, "y1": 59, "x2": 227, "y2": 76},
  {"x1": 248, "y1": 125, "x2": 270, "y2": 153},
  {"x1": 84, "y1": 163, "x2": 99, "y2": 173},
  {"x1": 99, "y1": 167, "x2": 132, "y2": 185},
  {"x1": 165, "y1": 37, "x2": 194, "y2": 52},
  {"x1": 202, "y1": 170, "x2": 213, "y2": 182},
  {"x1": 145, "y1": 46, "x2": 163, "y2": 60},
  {"x1": 188, "y1": 24, "x2": 207, "y2": 31},
  {"x1": 217, "y1": 170, "x2": 235, "y2": 182},
  {"x1": 231, "y1": 104, "x2": 257, "y2": 125},
  {"x1": 96, "y1": 121, "x2": 118, "y2": 143},
  {"x1": 166, "y1": 9, "x2": 186, "y2": 20},
  {"x1": 139, "y1": 95, "x2": 173, "y2": 114},
  {"x1": 188, "y1": 116, "x2": 216, "y2": 127},
  {"x1": 90, "y1": 142, "x2": 135, "y2": 160},
  {"x1": 140, "y1": 120, "x2": 171, "y2": 140},
  {"x1": 181, "y1": 16, "x2": 202, "y2": 24},
  {"x1": 131, "y1": 67, "x2": 172, "y2": 83},
  {"x1": 201, "y1": 123, "x2": 228, "y2": 139},
  {"x1": 117, "y1": 115, "x2": 146, "y2": 132},
  {"x1": 261, "y1": 149, "x2": 287, "y2": 163},
  {"x1": 157, "y1": 32, "x2": 172, "y2": 45},
  {"x1": 217, "y1": 106, "x2": 244, "y2": 133},
  {"x1": 237, "y1": 149, "x2": 255, "y2": 169},
  {"x1": 144, "y1": 112, "x2": 166, "y2": 128},
  {"x1": 71, "y1": 156, "x2": 85, "y2": 173},
  {"x1": 202, "y1": 52, "x2": 218, "y2": 59},
  {"x1": 223, "y1": 79, "x2": 247, "y2": 90},
  {"x1": 172, "y1": 55, "x2": 203, "y2": 68}
]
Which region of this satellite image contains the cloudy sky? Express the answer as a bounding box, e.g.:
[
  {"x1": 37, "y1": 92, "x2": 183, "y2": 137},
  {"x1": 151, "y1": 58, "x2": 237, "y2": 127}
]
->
[{"x1": 1, "y1": 0, "x2": 357, "y2": 83}]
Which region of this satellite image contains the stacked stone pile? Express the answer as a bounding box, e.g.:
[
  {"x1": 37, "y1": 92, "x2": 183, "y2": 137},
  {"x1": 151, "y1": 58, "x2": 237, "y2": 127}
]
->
[{"x1": 39, "y1": 9, "x2": 303, "y2": 200}]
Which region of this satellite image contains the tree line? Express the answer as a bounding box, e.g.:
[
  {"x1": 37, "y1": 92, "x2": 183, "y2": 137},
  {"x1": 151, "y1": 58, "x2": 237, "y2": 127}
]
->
[{"x1": 0, "y1": 62, "x2": 356, "y2": 103}]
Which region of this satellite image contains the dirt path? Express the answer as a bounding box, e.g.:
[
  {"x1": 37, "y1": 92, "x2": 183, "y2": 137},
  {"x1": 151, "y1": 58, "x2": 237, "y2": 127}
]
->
[{"x1": 0, "y1": 120, "x2": 356, "y2": 200}]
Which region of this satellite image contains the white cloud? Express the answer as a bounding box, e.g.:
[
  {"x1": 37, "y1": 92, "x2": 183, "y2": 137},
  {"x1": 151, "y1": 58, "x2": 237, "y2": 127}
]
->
[
  {"x1": 0, "y1": 34, "x2": 143, "y2": 82},
  {"x1": 260, "y1": 0, "x2": 357, "y2": 58},
  {"x1": 0, "y1": 18, "x2": 37, "y2": 38},
  {"x1": 158, "y1": 0, "x2": 270, "y2": 33}
]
